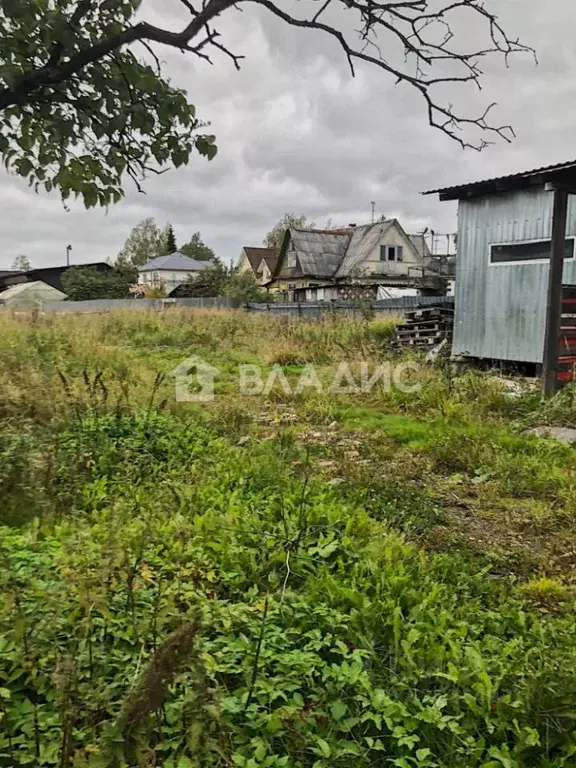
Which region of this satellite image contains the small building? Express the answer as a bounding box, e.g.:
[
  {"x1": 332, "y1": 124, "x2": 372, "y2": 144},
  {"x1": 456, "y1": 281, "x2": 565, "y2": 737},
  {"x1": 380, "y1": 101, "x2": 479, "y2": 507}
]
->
[
  {"x1": 267, "y1": 220, "x2": 450, "y2": 301},
  {"x1": 0, "y1": 280, "x2": 67, "y2": 308},
  {"x1": 137, "y1": 253, "x2": 211, "y2": 295},
  {"x1": 0, "y1": 263, "x2": 110, "y2": 293},
  {"x1": 425, "y1": 160, "x2": 576, "y2": 379},
  {"x1": 237, "y1": 247, "x2": 278, "y2": 286}
]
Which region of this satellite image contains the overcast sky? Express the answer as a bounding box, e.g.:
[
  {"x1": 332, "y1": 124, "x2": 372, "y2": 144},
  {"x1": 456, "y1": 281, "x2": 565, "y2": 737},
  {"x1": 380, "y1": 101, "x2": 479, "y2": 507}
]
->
[{"x1": 1, "y1": 0, "x2": 575, "y2": 269}]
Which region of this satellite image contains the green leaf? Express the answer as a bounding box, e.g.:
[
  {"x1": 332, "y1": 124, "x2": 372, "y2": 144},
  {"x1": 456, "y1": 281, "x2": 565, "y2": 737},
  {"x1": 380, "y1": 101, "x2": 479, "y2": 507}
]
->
[
  {"x1": 330, "y1": 700, "x2": 347, "y2": 721},
  {"x1": 315, "y1": 738, "x2": 331, "y2": 758}
]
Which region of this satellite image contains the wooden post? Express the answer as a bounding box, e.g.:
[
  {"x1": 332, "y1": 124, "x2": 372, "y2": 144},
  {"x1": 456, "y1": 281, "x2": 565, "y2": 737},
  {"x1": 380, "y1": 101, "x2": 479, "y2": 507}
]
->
[{"x1": 542, "y1": 186, "x2": 569, "y2": 397}]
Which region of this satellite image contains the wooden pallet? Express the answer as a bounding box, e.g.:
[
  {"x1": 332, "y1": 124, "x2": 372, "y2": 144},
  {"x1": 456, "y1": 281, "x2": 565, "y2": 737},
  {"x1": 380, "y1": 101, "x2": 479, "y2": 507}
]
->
[
  {"x1": 395, "y1": 305, "x2": 454, "y2": 351},
  {"x1": 403, "y1": 335, "x2": 449, "y2": 347},
  {"x1": 557, "y1": 286, "x2": 576, "y2": 384},
  {"x1": 397, "y1": 329, "x2": 453, "y2": 341},
  {"x1": 405, "y1": 307, "x2": 454, "y2": 322}
]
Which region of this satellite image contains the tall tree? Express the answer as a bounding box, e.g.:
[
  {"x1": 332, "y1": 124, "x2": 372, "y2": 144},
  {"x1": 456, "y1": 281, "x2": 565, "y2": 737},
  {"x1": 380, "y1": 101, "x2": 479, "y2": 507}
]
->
[
  {"x1": 10, "y1": 255, "x2": 31, "y2": 271},
  {"x1": 0, "y1": 2, "x2": 530, "y2": 207},
  {"x1": 264, "y1": 213, "x2": 315, "y2": 251},
  {"x1": 180, "y1": 232, "x2": 215, "y2": 262},
  {"x1": 117, "y1": 218, "x2": 167, "y2": 267},
  {"x1": 165, "y1": 224, "x2": 177, "y2": 255}
]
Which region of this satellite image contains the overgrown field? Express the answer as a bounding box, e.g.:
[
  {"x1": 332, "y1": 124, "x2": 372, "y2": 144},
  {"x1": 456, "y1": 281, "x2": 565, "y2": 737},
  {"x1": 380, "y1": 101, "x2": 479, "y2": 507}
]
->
[{"x1": 2, "y1": 308, "x2": 576, "y2": 767}]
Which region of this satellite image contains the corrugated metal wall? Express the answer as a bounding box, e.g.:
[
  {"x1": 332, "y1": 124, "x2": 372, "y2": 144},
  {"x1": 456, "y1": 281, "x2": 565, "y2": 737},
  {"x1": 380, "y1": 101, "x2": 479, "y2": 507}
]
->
[{"x1": 455, "y1": 187, "x2": 576, "y2": 363}]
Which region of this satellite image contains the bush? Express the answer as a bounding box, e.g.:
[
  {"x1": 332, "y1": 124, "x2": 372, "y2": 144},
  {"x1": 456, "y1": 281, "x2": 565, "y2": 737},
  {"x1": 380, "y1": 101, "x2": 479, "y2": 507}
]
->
[{"x1": 61, "y1": 264, "x2": 138, "y2": 300}]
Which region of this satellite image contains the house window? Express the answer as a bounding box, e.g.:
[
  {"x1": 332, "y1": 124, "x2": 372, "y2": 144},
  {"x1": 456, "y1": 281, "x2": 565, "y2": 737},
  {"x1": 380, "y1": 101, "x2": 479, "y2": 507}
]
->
[
  {"x1": 152, "y1": 271, "x2": 159, "y2": 283},
  {"x1": 380, "y1": 245, "x2": 403, "y2": 262},
  {"x1": 286, "y1": 253, "x2": 297, "y2": 268},
  {"x1": 490, "y1": 238, "x2": 575, "y2": 264}
]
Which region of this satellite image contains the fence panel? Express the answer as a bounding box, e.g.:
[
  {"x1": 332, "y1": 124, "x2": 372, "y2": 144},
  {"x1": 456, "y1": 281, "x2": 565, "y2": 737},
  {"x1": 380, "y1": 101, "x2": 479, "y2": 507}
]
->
[{"x1": 1, "y1": 295, "x2": 454, "y2": 316}]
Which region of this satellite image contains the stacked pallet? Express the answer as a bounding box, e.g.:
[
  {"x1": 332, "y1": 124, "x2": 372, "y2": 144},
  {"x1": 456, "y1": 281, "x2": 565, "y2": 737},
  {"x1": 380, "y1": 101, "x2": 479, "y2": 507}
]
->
[
  {"x1": 394, "y1": 305, "x2": 454, "y2": 349},
  {"x1": 558, "y1": 286, "x2": 576, "y2": 385}
]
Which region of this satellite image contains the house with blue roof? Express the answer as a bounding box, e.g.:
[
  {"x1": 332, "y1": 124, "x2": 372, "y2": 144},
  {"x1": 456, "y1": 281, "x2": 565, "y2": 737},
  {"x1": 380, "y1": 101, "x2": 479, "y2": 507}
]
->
[{"x1": 137, "y1": 252, "x2": 211, "y2": 295}]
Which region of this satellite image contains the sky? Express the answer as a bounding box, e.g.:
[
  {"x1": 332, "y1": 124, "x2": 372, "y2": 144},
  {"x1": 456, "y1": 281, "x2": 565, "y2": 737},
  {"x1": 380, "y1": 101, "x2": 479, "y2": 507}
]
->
[{"x1": 2, "y1": 0, "x2": 576, "y2": 269}]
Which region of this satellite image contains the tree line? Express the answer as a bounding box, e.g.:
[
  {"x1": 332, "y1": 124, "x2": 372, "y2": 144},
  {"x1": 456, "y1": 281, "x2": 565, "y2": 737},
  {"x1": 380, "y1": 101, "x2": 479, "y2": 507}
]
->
[
  {"x1": 60, "y1": 216, "x2": 280, "y2": 302},
  {"x1": 8, "y1": 212, "x2": 324, "y2": 301}
]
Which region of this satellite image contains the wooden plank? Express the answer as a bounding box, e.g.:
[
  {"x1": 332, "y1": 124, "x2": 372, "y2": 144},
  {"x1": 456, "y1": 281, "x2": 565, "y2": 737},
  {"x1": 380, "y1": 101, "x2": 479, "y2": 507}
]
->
[
  {"x1": 405, "y1": 308, "x2": 454, "y2": 321},
  {"x1": 399, "y1": 327, "x2": 453, "y2": 335},
  {"x1": 543, "y1": 187, "x2": 569, "y2": 397},
  {"x1": 398, "y1": 331, "x2": 453, "y2": 339},
  {"x1": 404, "y1": 336, "x2": 447, "y2": 346},
  {"x1": 397, "y1": 318, "x2": 454, "y2": 330}
]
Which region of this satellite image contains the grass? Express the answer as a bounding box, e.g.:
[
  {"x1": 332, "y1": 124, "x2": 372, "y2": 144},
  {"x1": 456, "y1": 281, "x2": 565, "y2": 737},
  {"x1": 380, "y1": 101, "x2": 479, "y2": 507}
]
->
[{"x1": 1, "y1": 308, "x2": 576, "y2": 766}]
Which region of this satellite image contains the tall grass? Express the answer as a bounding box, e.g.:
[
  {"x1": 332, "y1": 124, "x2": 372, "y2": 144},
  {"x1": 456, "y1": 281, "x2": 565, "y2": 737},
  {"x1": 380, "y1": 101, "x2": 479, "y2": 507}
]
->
[{"x1": 2, "y1": 309, "x2": 576, "y2": 766}]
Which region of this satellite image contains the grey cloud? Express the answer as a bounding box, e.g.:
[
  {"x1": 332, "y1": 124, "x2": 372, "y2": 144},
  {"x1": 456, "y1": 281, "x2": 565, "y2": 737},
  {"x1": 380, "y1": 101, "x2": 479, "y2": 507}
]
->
[{"x1": 2, "y1": 0, "x2": 576, "y2": 268}]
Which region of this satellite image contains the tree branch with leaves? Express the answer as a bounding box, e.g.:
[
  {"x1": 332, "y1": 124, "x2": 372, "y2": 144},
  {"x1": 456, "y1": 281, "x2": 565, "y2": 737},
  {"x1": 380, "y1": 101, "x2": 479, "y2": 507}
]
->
[{"x1": 0, "y1": 0, "x2": 533, "y2": 208}]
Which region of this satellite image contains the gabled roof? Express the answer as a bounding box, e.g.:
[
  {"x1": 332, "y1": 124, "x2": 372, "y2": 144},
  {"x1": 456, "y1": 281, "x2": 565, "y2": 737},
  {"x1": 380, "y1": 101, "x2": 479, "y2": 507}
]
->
[
  {"x1": 241, "y1": 247, "x2": 276, "y2": 272},
  {"x1": 138, "y1": 252, "x2": 211, "y2": 272},
  {"x1": 260, "y1": 253, "x2": 278, "y2": 273},
  {"x1": 335, "y1": 221, "x2": 396, "y2": 277},
  {"x1": 275, "y1": 222, "x2": 430, "y2": 280},
  {"x1": 277, "y1": 228, "x2": 353, "y2": 279},
  {"x1": 424, "y1": 159, "x2": 576, "y2": 201}
]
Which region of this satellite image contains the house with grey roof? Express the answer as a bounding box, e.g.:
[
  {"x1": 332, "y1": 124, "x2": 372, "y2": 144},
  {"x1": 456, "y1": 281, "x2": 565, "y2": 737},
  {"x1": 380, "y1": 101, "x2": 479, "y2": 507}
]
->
[
  {"x1": 137, "y1": 252, "x2": 211, "y2": 296},
  {"x1": 268, "y1": 220, "x2": 449, "y2": 301}
]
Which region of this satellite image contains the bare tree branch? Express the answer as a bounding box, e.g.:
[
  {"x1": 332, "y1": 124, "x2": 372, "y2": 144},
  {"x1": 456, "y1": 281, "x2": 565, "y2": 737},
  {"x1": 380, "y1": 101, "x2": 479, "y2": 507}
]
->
[
  {"x1": 0, "y1": 0, "x2": 535, "y2": 149},
  {"x1": 247, "y1": 0, "x2": 534, "y2": 148}
]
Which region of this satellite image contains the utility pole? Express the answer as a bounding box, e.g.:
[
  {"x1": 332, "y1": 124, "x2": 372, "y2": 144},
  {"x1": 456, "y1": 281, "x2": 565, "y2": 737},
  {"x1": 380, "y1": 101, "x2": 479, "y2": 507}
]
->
[
  {"x1": 370, "y1": 201, "x2": 375, "y2": 224},
  {"x1": 66, "y1": 244, "x2": 72, "y2": 267}
]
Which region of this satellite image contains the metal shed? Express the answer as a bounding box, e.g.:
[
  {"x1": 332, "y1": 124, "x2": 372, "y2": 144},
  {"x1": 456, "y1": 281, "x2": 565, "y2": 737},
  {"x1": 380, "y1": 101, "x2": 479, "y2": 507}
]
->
[{"x1": 426, "y1": 160, "x2": 576, "y2": 395}]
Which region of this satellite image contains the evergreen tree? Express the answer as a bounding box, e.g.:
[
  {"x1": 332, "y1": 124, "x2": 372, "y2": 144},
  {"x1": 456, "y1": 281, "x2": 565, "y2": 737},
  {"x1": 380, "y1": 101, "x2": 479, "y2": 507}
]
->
[{"x1": 165, "y1": 224, "x2": 177, "y2": 254}]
